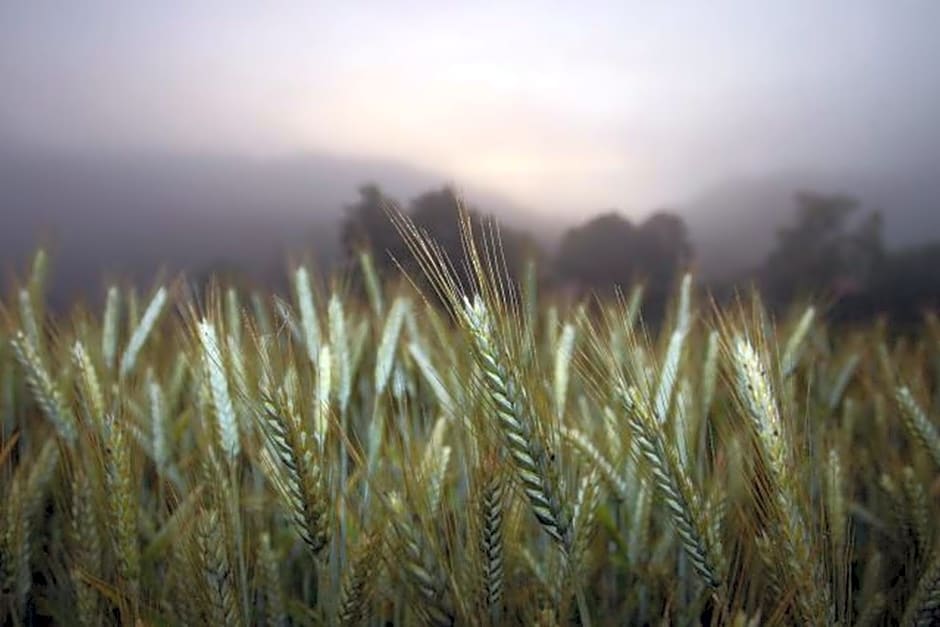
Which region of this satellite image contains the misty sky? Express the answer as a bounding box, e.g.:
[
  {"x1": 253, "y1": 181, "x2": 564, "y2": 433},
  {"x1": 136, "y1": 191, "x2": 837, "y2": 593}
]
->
[{"x1": 2, "y1": 1, "x2": 940, "y2": 217}]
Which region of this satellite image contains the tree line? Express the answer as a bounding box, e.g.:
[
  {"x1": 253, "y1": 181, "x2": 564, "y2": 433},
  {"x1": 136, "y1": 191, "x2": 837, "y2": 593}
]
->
[{"x1": 340, "y1": 183, "x2": 940, "y2": 323}]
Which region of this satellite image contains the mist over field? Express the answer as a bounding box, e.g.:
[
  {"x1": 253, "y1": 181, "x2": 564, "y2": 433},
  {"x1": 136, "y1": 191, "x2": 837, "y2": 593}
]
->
[{"x1": 3, "y1": 146, "x2": 940, "y2": 290}]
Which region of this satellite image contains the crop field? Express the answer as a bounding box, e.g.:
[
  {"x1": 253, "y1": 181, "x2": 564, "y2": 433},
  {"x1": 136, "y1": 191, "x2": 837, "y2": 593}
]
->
[{"x1": 1, "y1": 214, "x2": 938, "y2": 626}]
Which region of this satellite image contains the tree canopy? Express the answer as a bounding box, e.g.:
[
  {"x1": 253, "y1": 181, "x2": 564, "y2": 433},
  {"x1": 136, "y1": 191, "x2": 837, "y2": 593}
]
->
[
  {"x1": 555, "y1": 210, "x2": 691, "y2": 313},
  {"x1": 761, "y1": 191, "x2": 884, "y2": 306},
  {"x1": 339, "y1": 184, "x2": 541, "y2": 290}
]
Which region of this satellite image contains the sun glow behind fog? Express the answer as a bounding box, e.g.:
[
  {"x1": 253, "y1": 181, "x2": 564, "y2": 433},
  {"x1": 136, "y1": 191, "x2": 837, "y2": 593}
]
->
[
  {"x1": 2, "y1": 1, "x2": 940, "y2": 217},
  {"x1": 282, "y1": 83, "x2": 604, "y2": 211}
]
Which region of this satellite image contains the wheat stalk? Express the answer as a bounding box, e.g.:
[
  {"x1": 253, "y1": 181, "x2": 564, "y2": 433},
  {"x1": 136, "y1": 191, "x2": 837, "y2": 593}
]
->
[
  {"x1": 730, "y1": 332, "x2": 831, "y2": 624},
  {"x1": 560, "y1": 425, "x2": 629, "y2": 501}
]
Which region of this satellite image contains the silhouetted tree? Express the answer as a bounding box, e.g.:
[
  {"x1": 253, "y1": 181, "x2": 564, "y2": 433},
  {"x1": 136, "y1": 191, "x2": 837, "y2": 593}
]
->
[
  {"x1": 340, "y1": 183, "x2": 405, "y2": 268},
  {"x1": 409, "y1": 185, "x2": 541, "y2": 286},
  {"x1": 556, "y1": 212, "x2": 640, "y2": 290},
  {"x1": 410, "y1": 186, "x2": 468, "y2": 271},
  {"x1": 637, "y1": 211, "x2": 693, "y2": 307},
  {"x1": 556, "y1": 210, "x2": 692, "y2": 313},
  {"x1": 865, "y1": 242, "x2": 940, "y2": 325},
  {"x1": 339, "y1": 183, "x2": 541, "y2": 292},
  {"x1": 762, "y1": 191, "x2": 884, "y2": 306}
]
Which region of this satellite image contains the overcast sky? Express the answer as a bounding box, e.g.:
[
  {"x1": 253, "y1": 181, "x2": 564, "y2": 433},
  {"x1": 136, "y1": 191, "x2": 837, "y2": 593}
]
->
[{"x1": 2, "y1": 1, "x2": 939, "y2": 217}]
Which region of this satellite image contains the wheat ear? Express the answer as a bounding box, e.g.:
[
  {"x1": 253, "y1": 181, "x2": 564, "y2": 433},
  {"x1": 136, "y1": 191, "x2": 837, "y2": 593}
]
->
[
  {"x1": 902, "y1": 542, "x2": 940, "y2": 627},
  {"x1": 731, "y1": 334, "x2": 831, "y2": 624},
  {"x1": 11, "y1": 330, "x2": 77, "y2": 442},
  {"x1": 477, "y1": 460, "x2": 506, "y2": 624},
  {"x1": 781, "y1": 306, "x2": 815, "y2": 377},
  {"x1": 896, "y1": 386, "x2": 940, "y2": 470},
  {"x1": 101, "y1": 285, "x2": 121, "y2": 371},
  {"x1": 195, "y1": 505, "x2": 243, "y2": 627},
  {"x1": 553, "y1": 322, "x2": 577, "y2": 420},
  {"x1": 295, "y1": 266, "x2": 320, "y2": 364},
  {"x1": 119, "y1": 286, "x2": 166, "y2": 377},
  {"x1": 70, "y1": 467, "x2": 102, "y2": 626},
  {"x1": 103, "y1": 414, "x2": 140, "y2": 605},
  {"x1": 621, "y1": 384, "x2": 725, "y2": 590},
  {"x1": 256, "y1": 399, "x2": 331, "y2": 559},
  {"x1": 465, "y1": 295, "x2": 571, "y2": 550},
  {"x1": 199, "y1": 320, "x2": 240, "y2": 460},
  {"x1": 2, "y1": 475, "x2": 30, "y2": 622},
  {"x1": 359, "y1": 250, "x2": 385, "y2": 317},
  {"x1": 564, "y1": 470, "x2": 601, "y2": 626},
  {"x1": 72, "y1": 340, "x2": 105, "y2": 426},
  {"x1": 337, "y1": 530, "x2": 383, "y2": 626},
  {"x1": 387, "y1": 493, "x2": 455, "y2": 626},
  {"x1": 258, "y1": 531, "x2": 286, "y2": 627}
]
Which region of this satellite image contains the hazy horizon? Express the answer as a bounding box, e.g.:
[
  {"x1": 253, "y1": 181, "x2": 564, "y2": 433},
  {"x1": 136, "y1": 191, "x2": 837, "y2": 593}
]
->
[{"x1": 3, "y1": 2, "x2": 940, "y2": 301}]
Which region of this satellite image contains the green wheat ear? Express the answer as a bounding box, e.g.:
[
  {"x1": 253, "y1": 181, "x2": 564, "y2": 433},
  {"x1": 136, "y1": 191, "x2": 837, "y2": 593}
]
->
[
  {"x1": 258, "y1": 531, "x2": 286, "y2": 627},
  {"x1": 101, "y1": 285, "x2": 121, "y2": 371},
  {"x1": 198, "y1": 319, "x2": 240, "y2": 460},
  {"x1": 896, "y1": 385, "x2": 940, "y2": 469},
  {"x1": 120, "y1": 286, "x2": 167, "y2": 377},
  {"x1": 337, "y1": 530, "x2": 383, "y2": 626},
  {"x1": 255, "y1": 396, "x2": 332, "y2": 560},
  {"x1": 70, "y1": 467, "x2": 102, "y2": 627},
  {"x1": 294, "y1": 265, "x2": 320, "y2": 364},
  {"x1": 103, "y1": 414, "x2": 140, "y2": 606},
  {"x1": 621, "y1": 384, "x2": 725, "y2": 591},
  {"x1": 477, "y1": 459, "x2": 506, "y2": 625},
  {"x1": 72, "y1": 340, "x2": 105, "y2": 427},
  {"x1": 3, "y1": 476, "x2": 31, "y2": 622},
  {"x1": 11, "y1": 330, "x2": 77, "y2": 443},
  {"x1": 466, "y1": 295, "x2": 571, "y2": 551}
]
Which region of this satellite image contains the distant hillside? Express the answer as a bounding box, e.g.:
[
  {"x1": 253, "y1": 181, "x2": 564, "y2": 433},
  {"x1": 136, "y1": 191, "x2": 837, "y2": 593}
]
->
[{"x1": 0, "y1": 147, "x2": 543, "y2": 304}]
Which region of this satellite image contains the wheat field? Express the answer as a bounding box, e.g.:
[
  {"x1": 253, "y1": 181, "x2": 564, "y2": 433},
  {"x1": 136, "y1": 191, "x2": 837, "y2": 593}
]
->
[{"x1": 1, "y1": 213, "x2": 939, "y2": 626}]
